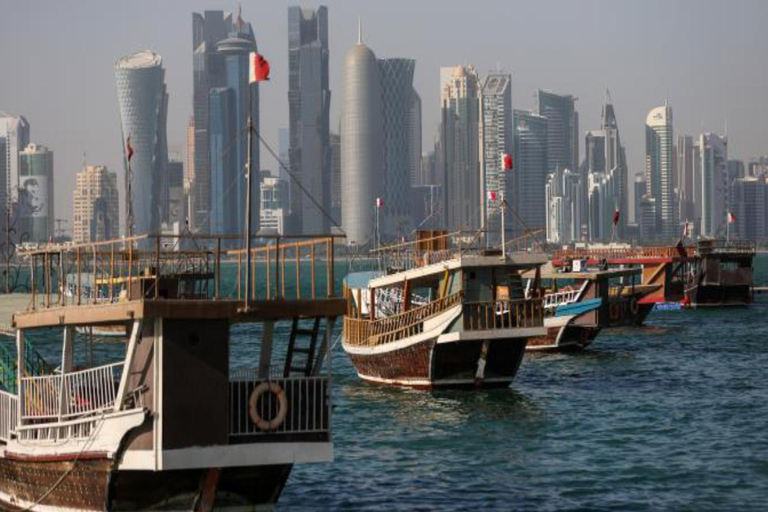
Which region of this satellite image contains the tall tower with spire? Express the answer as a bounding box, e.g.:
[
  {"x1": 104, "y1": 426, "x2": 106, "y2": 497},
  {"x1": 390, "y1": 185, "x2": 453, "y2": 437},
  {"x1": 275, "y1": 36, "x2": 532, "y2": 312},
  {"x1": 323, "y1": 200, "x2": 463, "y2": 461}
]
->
[{"x1": 341, "y1": 20, "x2": 384, "y2": 246}]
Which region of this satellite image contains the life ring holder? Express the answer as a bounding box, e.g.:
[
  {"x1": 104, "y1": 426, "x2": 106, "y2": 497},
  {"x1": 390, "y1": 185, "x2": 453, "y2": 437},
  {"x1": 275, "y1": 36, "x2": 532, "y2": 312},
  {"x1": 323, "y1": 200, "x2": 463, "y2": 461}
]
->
[{"x1": 249, "y1": 381, "x2": 288, "y2": 431}]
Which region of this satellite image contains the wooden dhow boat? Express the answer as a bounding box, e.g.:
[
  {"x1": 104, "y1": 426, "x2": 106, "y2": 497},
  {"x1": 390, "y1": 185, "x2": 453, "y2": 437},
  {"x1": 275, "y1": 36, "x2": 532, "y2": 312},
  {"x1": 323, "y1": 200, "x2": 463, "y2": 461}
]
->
[
  {"x1": 341, "y1": 232, "x2": 547, "y2": 389},
  {"x1": 0, "y1": 233, "x2": 344, "y2": 511}
]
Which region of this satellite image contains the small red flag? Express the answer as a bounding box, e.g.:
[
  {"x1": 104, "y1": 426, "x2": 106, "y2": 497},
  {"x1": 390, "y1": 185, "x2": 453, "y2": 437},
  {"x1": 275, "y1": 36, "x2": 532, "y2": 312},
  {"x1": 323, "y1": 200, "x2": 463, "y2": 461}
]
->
[
  {"x1": 613, "y1": 209, "x2": 620, "y2": 226},
  {"x1": 249, "y1": 52, "x2": 270, "y2": 83},
  {"x1": 126, "y1": 136, "x2": 134, "y2": 162},
  {"x1": 488, "y1": 191, "x2": 497, "y2": 202},
  {"x1": 502, "y1": 153, "x2": 513, "y2": 170},
  {"x1": 376, "y1": 197, "x2": 384, "y2": 208},
  {"x1": 727, "y1": 211, "x2": 736, "y2": 224}
]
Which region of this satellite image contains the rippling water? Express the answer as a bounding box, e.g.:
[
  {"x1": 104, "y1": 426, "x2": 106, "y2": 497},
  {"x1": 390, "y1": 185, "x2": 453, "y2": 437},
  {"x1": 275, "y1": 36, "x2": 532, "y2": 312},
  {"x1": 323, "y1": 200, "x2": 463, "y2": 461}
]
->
[{"x1": 280, "y1": 255, "x2": 768, "y2": 511}]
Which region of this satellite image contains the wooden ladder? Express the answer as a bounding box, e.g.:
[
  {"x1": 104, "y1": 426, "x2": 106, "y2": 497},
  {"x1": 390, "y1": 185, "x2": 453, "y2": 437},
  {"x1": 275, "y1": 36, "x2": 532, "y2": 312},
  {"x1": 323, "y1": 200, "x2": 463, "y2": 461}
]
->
[{"x1": 284, "y1": 317, "x2": 322, "y2": 377}]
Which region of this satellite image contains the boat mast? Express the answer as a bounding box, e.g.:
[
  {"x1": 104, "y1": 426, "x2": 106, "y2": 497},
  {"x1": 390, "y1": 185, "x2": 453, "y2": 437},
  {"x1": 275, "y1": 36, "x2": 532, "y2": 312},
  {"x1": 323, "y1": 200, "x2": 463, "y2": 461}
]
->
[{"x1": 243, "y1": 86, "x2": 254, "y2": 311}]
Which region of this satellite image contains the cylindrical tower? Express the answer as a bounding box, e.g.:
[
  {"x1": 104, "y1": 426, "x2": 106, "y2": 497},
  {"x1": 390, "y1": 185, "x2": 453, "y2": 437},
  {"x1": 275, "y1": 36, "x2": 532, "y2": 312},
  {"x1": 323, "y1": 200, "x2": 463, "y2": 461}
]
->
[
  {"x1": 115, "y1": 50, "x2": 168, "y2": 236},
  {"x1": 341, "y1": 33, "x2": 383, "y2": 246}
]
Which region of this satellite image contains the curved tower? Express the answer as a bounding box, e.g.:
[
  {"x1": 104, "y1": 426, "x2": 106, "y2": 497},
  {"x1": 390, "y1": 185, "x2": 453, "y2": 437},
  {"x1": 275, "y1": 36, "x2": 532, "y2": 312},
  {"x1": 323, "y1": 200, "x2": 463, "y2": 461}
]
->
[
  {"x1": 341, "y1": 26, "x2": 383, "y2": 246},
  {"x1": 115, "y1": 50, "x2": 168, "y2": 236}
]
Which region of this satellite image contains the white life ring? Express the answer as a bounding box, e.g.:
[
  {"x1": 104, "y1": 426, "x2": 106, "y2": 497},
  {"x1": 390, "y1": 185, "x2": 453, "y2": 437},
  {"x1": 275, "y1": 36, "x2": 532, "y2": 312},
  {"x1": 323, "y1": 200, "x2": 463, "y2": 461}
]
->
[{"x1": 249, "y1": 381, "x2": 288, "y2": 431}]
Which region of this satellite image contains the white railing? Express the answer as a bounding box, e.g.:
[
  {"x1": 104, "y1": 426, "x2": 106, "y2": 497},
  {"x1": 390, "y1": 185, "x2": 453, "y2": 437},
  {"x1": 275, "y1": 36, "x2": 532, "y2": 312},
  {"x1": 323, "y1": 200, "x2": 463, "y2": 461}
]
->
[
  {"x1": 21, "y1": 362, "x2": 124, "y2": 421},
  {"x1": 229, "y1": 370, "x2": 330, "y2": 437},
  {"x1": 543, "y1": 281, "x2": 588, "y2": 310},
  {"x1": 0, "y1": 390, "x2": 17, "y2": 442}
]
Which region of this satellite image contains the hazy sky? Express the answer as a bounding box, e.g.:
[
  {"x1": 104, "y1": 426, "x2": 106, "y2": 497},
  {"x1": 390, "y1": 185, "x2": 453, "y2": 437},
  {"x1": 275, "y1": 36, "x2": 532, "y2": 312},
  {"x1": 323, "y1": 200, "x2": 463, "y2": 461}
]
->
[{"x1": 1, "y1": 0, "x2": 767, "y2": 229}]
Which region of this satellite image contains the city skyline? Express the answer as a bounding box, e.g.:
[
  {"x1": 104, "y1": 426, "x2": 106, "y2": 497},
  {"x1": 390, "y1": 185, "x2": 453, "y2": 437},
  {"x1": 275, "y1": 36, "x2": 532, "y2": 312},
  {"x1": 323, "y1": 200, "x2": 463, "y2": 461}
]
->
[{"x1": 1, "y1": 0, "x2": 767, "y2": 229}]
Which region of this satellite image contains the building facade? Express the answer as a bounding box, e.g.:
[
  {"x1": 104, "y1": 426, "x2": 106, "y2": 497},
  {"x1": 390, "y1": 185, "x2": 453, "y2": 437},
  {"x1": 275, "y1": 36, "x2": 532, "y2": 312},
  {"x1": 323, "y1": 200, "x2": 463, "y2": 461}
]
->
[
  {"x1": 734, "y1": 177, "x2": 767, "y2": 240},
  {"x1": 115, "y1": 50, "x2": 169, "y2": 236},
  {"x1": 73, "y1": 165, "x2": 119, "y2": 243},
  {"x1": 536, "y1": 90, "x2": 578, "y2": 181},
  {"x1": 513, "y1": 110, "x2": 548, "y2": 236},
  {"x1": 18, "y1": 143, "x2": 54, "y2": 243},
  {"x1": 644, "y1": 104, "x2": 676, "y2": 238},
  {"x1": 441, "y1": 65, "x2": 481, "y2": 232},
  {"x1": 699, "y1": 132, "x2": 728, "y2": 238},
  {"x1": 340, "y1": 26, "x2": 383, "y2": 246},
  {"x1": 288, "y1": 6, "x2": 331, "y2": 235},
  {"x1": 479, "y1": 72, "x2": 512, "y2": 245},
  {"x1": 191, "y1": 9, "x2": 258, "y2": 234},
  {"x1": 260, "y1": 172, "x2": 289, "y2": 235},
  {"x1": 0, "y1": 113, "x2": 30, "y2": 220}
]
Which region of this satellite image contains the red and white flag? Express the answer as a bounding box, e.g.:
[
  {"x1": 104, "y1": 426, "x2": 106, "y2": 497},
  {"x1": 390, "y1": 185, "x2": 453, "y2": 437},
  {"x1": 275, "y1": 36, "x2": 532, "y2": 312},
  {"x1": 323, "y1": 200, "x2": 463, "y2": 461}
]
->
[
  {"x1": 612, "y1": 208, "x2": 620, "y2": 226},
  {"x1": 502, "y1": 153, "x2": 513, "y2": 171},
  {"x1": 727, "y1": 211, "x2": 736, "y2": 224},
  {"x1": 488, "y1": 190, "x2": 497, "y2": 202},
  {"x1": 376, "y1": 197, "x2": 384, "y2": 208},
  {"x1": 249, "y1": 52, "x2": 271, "y2": 83},
  {"x1": 126, "y1": 136, "x2": 134, "y2": 162}
]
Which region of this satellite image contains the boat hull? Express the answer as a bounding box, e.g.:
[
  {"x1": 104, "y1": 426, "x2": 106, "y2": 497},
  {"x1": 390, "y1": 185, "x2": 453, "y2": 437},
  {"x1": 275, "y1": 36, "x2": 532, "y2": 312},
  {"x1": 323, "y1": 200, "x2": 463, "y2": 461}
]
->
[
  {"x1": 343, "y1": 335, "x2": 529, "y2": 390},
  {"x1": 0, "y1": 454, "x2": 292, "y2": 511},
  {"x1": 526, "y1": 317, "x2": 600, "y2": 352},
  {"x1": 686, "y1": 283, "x2": 752, "y2": 308}
]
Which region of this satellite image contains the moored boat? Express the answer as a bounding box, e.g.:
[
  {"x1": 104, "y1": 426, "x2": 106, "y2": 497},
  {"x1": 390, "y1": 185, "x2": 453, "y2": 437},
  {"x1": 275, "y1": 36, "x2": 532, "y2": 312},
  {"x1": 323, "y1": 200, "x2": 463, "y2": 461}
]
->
[{"x1": 341, "y1": 232, "x2": 547, "y2": 389}]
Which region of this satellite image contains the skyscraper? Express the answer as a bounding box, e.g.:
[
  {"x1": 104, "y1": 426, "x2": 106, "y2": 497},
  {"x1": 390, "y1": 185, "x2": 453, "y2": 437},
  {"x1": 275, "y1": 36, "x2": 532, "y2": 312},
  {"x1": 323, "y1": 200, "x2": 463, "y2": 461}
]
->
[
  {"x1": 536, "y1": 90, "x2": 578, "y2": 174},
  {"x1": 288, "y1": 6, "x2": 331, "y2": 235},
  {"x1": 18, "y1": 143, "x2": 54, "y2": 243},
  {"x1": 441, "y1": 65, "x2": 481, "y2": 231},
  {"x1": 633, "y1": 173, "x2": 645, "y2": 225},
  {"x1": 513, "y1": 110, "x2": 548, "y2": 235},
  {"x1": 545, "y1": 166, "x2": 581, "y2": 243},
  {"x1": 330, "y1": 132, "x2": 341, "y2": 223},
  {"x1": 208, "y1": 87, "x2": 238, "y2": 234},
  {"x1": 341, "y1": 24, "x2": 383, "y2": 246},
  {"x1": 378, "y1": 57, "x2": 417, "y2": 237},
  {"x1": 734, "y1": 177, "x2": 767, "y2": 240},
  {"x1": 73, "y1": 165, "x2": 119, "y2": 243},
  {"x1": 645, "y1": 104, "x2": 676, "y2": 238},
  {"x1": 191, "y1": 9, "x2": 257, "y2": 233},
  {"x1": 584, "y1": 93, "x2": 628, "y2": 239},
  {"x1": 0, "y1": 113, "x2": 30, "y2": 229},
  {"x1": 676, "y1": 135, "x2": 696, "y2": 225},
  {"x1": 115, "y1": 50, "x2": 169, "y2": 236},
  {"x1": 479, "y1": 72, "x2": 512, "y2": 245},
  {"x1": 699, "y1": 132, "x2": 728, "y2": 237},
  {"x1": 167, "y1": 159, "x2": 185, "y2": 227},
  {"x1": 406, "y1": 89, "x2": 422, "y2": 187}
]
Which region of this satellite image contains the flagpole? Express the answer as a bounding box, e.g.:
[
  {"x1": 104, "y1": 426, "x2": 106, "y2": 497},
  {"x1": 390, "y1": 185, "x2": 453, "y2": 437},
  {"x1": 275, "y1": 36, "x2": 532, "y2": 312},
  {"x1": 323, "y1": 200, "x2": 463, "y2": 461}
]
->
[
  {"x1": 500, "y1": 193, "x2": 506, "y2": 260},
  {"x1": 126, "y1": 137, "x2": 133, "y2": 239}
]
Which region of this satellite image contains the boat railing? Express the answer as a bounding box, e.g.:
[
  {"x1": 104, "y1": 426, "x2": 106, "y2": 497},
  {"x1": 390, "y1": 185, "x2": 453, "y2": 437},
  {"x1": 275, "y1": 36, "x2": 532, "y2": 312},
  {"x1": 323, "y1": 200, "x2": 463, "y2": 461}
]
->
[
  {"x1": 463, "y1": 298, "x2": 544, "y2": 331},
  {"x1": 0, "y1": 390, "x2": 17, "y2": 443},
  {"x1": 21, "y1": 233, "x2": 342, "y2": 312},
  {"x1": 20, "y1": 362, "x2": 124, "y2": 421},
  {"x1": 696, "y1": 239, "x2": 756, "y2": 256},
  {"x1": 229, "y1": 369, "x2": 330, "y2": 438},
  {"x1": 544, "y1": 289, "x2": 581, "y2": 309},
  {"x1": 343, "y1": 292, "x2": 464, "y2": 346},
  {"x1": 554, "y1": 245, "x2": 695, "y2": 262}
]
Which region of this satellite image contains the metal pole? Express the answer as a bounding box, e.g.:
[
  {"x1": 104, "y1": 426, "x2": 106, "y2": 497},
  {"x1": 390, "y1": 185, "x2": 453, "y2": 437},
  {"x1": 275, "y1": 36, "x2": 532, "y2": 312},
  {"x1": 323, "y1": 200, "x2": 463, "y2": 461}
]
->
[
  {"x1": 243, "y1": 86, "x2": 254, "y2": 311},
  {"x1": 501, "y1": 195, "x2": 507, "y2": 260}
]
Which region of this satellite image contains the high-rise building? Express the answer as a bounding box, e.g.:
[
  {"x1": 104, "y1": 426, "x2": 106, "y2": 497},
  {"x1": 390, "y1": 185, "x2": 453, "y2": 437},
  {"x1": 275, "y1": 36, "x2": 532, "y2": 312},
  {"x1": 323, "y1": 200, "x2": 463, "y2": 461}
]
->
[
  {"x1": 407, "y1": 89, "x2": 422, "y2": 187},
  {"x1": 208, "y1": 87, "x2": 238, "y2": 235},
  {"x1": 584, "y1": 92, "x2": 628, "y2": 239},
  {"x1": 676, "y1": 135, "x2": 697, "y2": 225},
  {"x1": 115, "y1": 50, "x2": 169, "y2": 236},
  {"x1": 633, "y1": 174, "x2": 645, "y2": 225},
  {"x1": 330, "y1": 132, "x2": 341, "y2": 224},
  {"x1": 73, "y1": 165, "x2": 119, "y2": 243},
  {"x1": 479, "y1": 72, "x2": 512, "y2": 245},
  {"x1": 513, "y1": 110, "x2": 548, "y2": 235},
  {"x1": 288, "y1": 6, "x2": 330, "y2": 235},
  {"x1": 748, "y1": 157, "x2": 768, "y2": 177},
  {"x1": 441, "y1": 65, "x2": 481, "y2": 231},
  {"x1": 341, "y1": 24, "x2": 384, "y2": 246},
  {"x1": 536, "y1": 90, "x2": 578, "y2": 174},
  {"x1": 260, "y1": 172, "x2": 289, "y2": 235},
  {"x1": 545, "y1": 166, "x2": 581, "y2": 243},
  {"x1": 0, "y1": 113, "x2": 30, "y2": 217},
  {"x1": 167, "y1": 159, "x2": 185, "y2": 227},
  {"x1": 734, "y1": 177, "x2": 767, "y2": 240},
  {"x1": 644, "y1": 103, "x2": 676, "y2": 238},
  {"x1": 378, "y1": 57, "x2": 417, "y2": 238},
  {"x1": 185, "y1": 116, "x2": 195, "y2": 226},
  {"x1": 191, "y1": 9, "x2": 257, "y2": 234},
  {"x1": 18, "y1": 143, "x2": 54, "y2": 243},
  {"x1": 699, "y1": 132, "x2": 728, "y2": 237}
]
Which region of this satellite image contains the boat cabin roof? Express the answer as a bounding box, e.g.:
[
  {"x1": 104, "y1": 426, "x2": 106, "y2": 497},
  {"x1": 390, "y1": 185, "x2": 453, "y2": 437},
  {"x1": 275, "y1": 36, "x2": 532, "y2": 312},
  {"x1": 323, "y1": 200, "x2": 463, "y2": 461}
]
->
[
  {"x1": 369, "y1": 252, "x2": 547, "y2": 289},
  {"x1": 523, "y1": 265, "x2": 641, "y2": 281}
]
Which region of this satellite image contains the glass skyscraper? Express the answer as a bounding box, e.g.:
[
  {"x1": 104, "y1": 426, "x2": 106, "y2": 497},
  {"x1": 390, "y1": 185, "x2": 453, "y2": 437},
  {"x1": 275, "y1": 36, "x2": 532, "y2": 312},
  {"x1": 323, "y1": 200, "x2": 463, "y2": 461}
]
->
[
  {"x1": 645, "y1": 104, "x2": 676, "y2": 238},
  {"x1": 288, "y1": 6, "x2": 330, "y2": 235},
  {"x1": 513, "y1": 110, "x2": 548, "y2": 236},
  {"x1": 18, "y1": 143, "x2": 54, "y2": 242},
  {"x1": 115, "y1": 50, "x2": 168, "y2": 236}
]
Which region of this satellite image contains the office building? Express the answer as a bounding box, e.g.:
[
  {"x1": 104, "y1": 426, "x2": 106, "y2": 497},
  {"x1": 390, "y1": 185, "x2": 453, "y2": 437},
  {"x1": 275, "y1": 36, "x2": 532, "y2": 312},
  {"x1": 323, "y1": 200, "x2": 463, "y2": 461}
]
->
[
  {"x1": 115, "y1": 49, "x2": 169, "y2": 236},
  {"x1": 73, "y1": 165, "x2": 119, "y2": 243},
  {"x1": 734, "y1": 177, "x2": 767, "y2": 240},
  {"x1": 288, "y1": 6, "x2": 331, "y2": 235},
  {"x1": 644, "y1": 103, "x2": 676, "y2": 238},
  {"x1": 699, "y1": 132, "x2": 728, "y2": 237},
  {"x1": 479, "y1": 72, "x2": 512, "y2": 245},
  {"x1": 260, "y1": 172, "x2": 289, "y2": 235},
  {"x1": 18, "y1": 143, "x2": 54, "y2": 242},
  {"x1": 513, "y1": 109, "x2": 548, "y2": 236},
  {"x1": 0, "y1": 113, "x2": 30, "y2": 219},
  {"x1": 441, "y1": 65, "x2": 481, "y2": 231},
  {"x1": 167, "y1": 159, "x2": 185, "y2": 227},
  {"x1": 340, "y1": 24, "x2": 384, "y2": 246},
  {"x1": 330, "y1": 132, "x2": 341, "y2": 224},
  {"x1": 546, "y1": 166, "x2": 581, "y2": 243}
]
